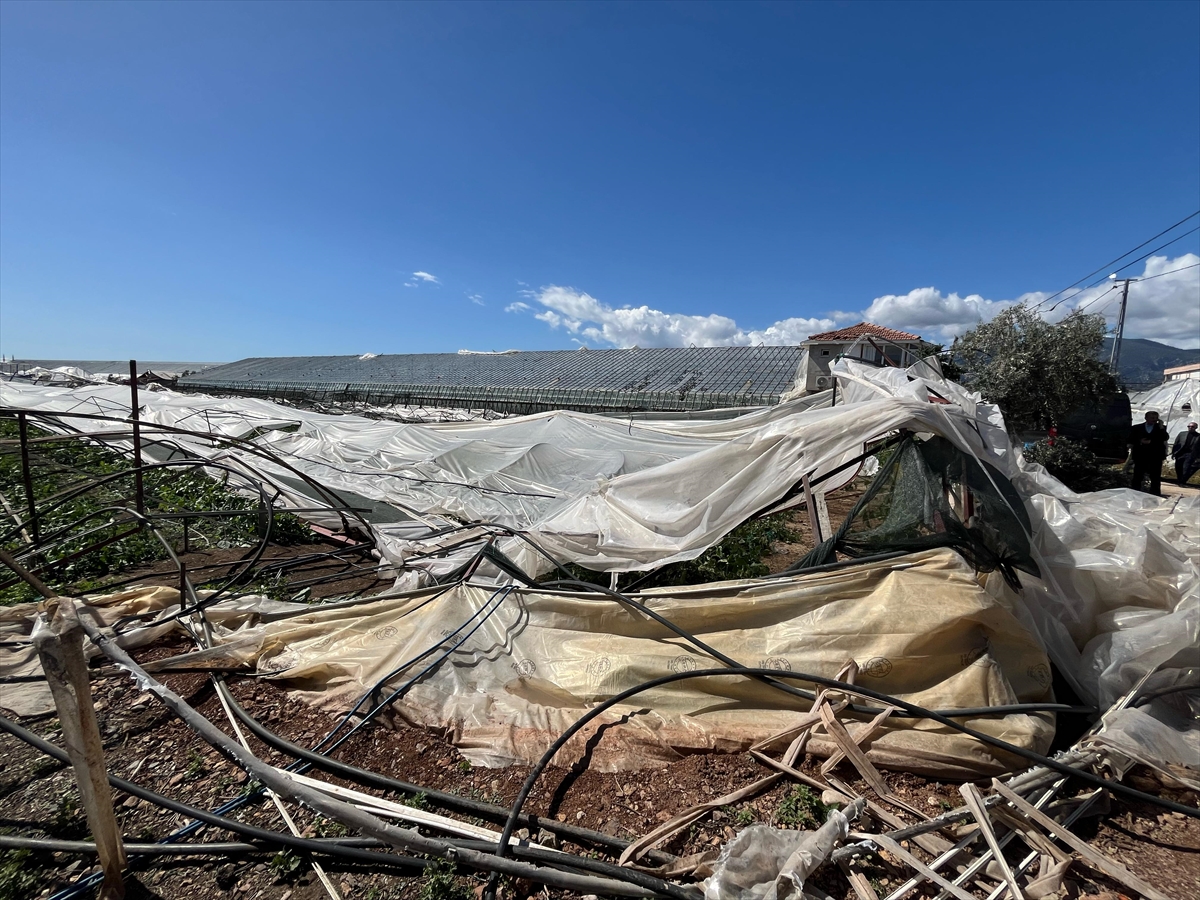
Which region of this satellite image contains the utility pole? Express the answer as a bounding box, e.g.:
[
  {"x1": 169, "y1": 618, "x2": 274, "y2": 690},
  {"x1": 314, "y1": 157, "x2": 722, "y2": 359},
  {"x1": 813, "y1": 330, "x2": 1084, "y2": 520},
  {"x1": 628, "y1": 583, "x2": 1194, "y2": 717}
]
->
[{"x1": 1107, "y1": 276, "x2": 1136, "y2": 375}]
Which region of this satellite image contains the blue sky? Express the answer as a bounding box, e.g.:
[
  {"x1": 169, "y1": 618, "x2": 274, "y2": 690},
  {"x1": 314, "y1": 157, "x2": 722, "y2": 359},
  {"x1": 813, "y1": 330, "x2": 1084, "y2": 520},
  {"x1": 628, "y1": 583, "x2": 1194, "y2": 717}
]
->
[{"x1": 2, "y1": 0, "x2": 1198, "y2": 360}]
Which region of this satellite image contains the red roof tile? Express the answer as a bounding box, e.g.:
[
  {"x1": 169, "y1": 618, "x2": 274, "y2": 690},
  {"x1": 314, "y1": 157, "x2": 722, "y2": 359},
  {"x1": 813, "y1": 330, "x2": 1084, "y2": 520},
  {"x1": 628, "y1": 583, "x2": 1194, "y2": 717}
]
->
[{"x1": 806, "y1": 322, "x2": 922, "y2": 342}]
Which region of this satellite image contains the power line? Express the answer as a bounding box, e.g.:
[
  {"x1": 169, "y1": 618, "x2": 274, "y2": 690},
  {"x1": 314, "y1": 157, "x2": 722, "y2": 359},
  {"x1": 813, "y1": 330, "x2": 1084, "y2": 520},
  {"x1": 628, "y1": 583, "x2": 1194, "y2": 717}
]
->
[
  {"x1": 1071, "y1": 284, "x2": 1117, "y2": 316},
  {"x1": 1109, "y1": 224, "x2": 1200, "y2": 277},
  {"x1": 1028, "y1": 210, "x2": 1200, "y2": 313},
  {"x1": 1069, "y1": 260, "x2": 1198, "y2": 329},
  {"x1": 1043, "y1": 224, "x2": 1200, "y2": 314},
  {"x1": 1128, "y1": 261, "x2": 1200, "y2": 283},
  {"x1": 1084, "y1": 293, "x2": 1122, "y2": 319}
]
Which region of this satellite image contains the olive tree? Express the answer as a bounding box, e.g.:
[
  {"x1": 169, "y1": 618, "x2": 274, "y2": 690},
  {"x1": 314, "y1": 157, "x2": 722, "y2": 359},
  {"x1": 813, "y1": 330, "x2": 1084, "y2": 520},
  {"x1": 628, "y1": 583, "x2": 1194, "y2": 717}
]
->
[{"x1": 951, "y1": 305, "x2": 1120, "y2": 435}]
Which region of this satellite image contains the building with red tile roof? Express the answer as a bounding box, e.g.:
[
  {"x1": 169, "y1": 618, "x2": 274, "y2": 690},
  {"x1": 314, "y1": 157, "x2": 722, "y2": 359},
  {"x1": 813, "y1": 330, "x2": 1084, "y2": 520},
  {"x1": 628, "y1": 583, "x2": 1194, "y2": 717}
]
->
[
  {"x1": 797, "y1": 322, "x2": 928, "y2": 393},
  {"x1": 806, "y1": 322, "x2": 922, "y2": 342}
]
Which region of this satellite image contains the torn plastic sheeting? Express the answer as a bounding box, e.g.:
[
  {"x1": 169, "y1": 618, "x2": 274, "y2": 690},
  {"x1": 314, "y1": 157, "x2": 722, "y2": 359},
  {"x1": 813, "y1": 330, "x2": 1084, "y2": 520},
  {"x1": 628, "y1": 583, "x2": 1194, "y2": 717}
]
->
[
  {"x1": 1130, "y1": 379, "x2": 1200, "y2": 434},
  {"x1": 6, "y1": 365, "x2": 1197, "y2": 756},
  {"x1": 0, "y1": 585, "x2": 296, "y2": 717},
  {"x1": 1084, "y1": 703, "x2": 1200, "y2": 790},
  {"x1": 828, "y1": 357, "x2": 1200, "y2": 712},
  {"x1": 0, "y1": 380, "x2": 1011, "y2": 583},
  {"x1": 703, "y1": 799, "x2": 864, "y2": 900},
  {"x1": 71, "y1": 548, "x2": 1052, "y2": 777},
  {"x1": 1018, "y1": 486, "x2": 1198, "y2": 706}
]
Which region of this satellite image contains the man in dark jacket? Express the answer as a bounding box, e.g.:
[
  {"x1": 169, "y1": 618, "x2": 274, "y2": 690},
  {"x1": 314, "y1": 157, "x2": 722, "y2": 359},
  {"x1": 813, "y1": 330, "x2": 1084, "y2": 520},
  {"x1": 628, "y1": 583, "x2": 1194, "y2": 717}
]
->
[
  {"x1": 1129, "y1": 411, "x2": 1169, "y2": 495},
  {"x1": 1173, "y1": 421, "x2": 1199, "y2": 485}
]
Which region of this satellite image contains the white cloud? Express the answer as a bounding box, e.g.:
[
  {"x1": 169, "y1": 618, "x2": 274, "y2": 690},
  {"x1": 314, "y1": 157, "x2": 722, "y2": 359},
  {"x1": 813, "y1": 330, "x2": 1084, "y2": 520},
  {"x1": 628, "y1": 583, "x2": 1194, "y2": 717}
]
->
[
  {"x1": 412, "y1": 271, "x2": 440, "y2": 284},
  {"x1": 1091, "y1": 254, "x2": 1199, "y2": 347},
  {"x1": 863, "y1": 255, "x2": 1199, "y2": 348},
  {"x1": 512, "y1": 254, "x2": 1199, "y2": 350},
  {"x1": 403, "y1": 281, "x2": 417, "y2": 288},
  {"x1": 863, "y1": 288, "x2": 1013, "y2": 343},
  {"x1": 468, "y1": 294, "x2": 485, "y2": 306},
  {"x1": 526, "y1": 286, "x2": 845, "y2": 348}
]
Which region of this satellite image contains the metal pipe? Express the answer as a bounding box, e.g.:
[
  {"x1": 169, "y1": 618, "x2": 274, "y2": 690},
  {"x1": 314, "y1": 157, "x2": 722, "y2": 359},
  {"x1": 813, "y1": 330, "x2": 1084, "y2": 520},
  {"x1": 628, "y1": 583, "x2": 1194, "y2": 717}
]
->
[
  {"x1": 17, "y1": 412, "x2": 40, "y2": 544},
  {"x1": 128, "y1": 360, "x2": 143, "y2": 516}
]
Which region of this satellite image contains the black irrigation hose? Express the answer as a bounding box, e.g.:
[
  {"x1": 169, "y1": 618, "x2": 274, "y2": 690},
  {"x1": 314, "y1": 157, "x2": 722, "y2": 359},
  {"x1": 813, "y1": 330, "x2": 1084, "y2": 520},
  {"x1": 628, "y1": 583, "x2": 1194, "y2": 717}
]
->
[
  {"x1": 445, "y1": 838, "x2": 695, "y2": 898},
  {"x1": 495, "y1": 666, "x2": 1200, "y2": 863},
  {"x1": 52, "y1": 541, "x2": 376, "y2": 599},
  {"x1": 0, "y1": 833, "x2": 382, "y2": 856},
  {"x1": 1133, "y1": 683, "x2": 1200, "y2": 706},
  {"x1": 311, "y1": 584, "x2": 515, "y2": 755},
  {"x1": 218, "y1": 688, "x2": 675, "y2": 863},
  {"x1": 0, "y1": 713, "x2": 428, "y2": 873},
  {"x1": 540, "y1": 578, "x2": 1093, "y2": 720},
  {"x1": 0, "y1": 456, "x2": 279, "y2": 614}
]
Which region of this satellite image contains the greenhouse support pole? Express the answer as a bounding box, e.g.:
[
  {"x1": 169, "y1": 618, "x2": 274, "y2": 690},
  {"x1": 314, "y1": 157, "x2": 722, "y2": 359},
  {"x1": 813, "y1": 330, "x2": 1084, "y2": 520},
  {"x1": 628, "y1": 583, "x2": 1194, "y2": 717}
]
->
[{"x1": 129, "y1": 360, "x2": 144, "y2": 516}]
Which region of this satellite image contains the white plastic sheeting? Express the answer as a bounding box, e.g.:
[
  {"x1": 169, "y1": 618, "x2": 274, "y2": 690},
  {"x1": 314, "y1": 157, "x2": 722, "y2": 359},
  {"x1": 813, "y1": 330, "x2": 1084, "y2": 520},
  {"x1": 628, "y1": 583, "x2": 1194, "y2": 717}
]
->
[
  {"x1": 0, "y1": 380, "x2": 967, "y2": 582},
  {"x1": 829, "y1": 357, "x2": 1199, "y2": 712},
  {"x1": 3, "y1": 364, "x2": 1197, "y2": 762},
  {"x1": 703, "y1": 801, "x2": 865, "y2": 900},
  {"x1": 1130, "y1": 379, "x2": 1200, "y2": 434}
]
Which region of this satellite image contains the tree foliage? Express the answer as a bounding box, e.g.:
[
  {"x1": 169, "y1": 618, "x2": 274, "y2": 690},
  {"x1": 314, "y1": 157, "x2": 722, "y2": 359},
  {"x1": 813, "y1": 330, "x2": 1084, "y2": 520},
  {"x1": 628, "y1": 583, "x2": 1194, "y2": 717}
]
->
[
  {"x1": 951, "y1": 306, "x2": 1120, "y2": 434},
  {"x1": 1023, "y1": 437, "x2": 1126, "y2": 493}
]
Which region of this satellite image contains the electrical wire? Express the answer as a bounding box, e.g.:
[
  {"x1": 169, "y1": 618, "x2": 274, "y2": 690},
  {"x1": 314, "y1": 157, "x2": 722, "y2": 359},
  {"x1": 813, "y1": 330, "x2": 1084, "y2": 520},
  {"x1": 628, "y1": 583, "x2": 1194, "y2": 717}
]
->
[
  {"x1": 1028, "y1": 210, "x2": 1200, "y2": 313},
  {"x1": 1043, "y1": 224, "x2": 1200, "y2": 315},
  {"x1": 1134, "y1": 261, "x2": 1200, "y2": 282}
]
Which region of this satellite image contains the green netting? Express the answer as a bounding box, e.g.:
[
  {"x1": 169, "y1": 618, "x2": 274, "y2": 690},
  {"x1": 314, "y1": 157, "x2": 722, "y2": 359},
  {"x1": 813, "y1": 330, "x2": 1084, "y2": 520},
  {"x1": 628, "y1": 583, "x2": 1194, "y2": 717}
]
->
[{"x1": 788, "y1": 433, "x2": 1038, "y2": 588}]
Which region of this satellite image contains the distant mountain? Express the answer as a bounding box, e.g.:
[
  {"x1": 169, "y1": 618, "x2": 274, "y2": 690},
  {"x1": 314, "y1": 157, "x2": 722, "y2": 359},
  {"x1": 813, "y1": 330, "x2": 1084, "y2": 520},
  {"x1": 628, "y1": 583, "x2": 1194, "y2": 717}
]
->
[{"x1": 1101, "y1": 337, "x2": 1200, "y2": 389}]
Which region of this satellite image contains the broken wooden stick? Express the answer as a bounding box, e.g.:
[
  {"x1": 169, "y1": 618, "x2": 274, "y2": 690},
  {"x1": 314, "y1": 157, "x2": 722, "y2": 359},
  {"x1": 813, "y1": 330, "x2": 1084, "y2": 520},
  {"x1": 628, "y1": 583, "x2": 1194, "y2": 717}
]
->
[
  {"x1": 31, "y1": 601, "x2": 127, "y2": 900},
  {"x1": 991, "y1": 778, "x2": 1173, "y2": 900},
  {"x1": 959, "y1": 782, "x2": 1025, "y2": 900},
  {"x1": 3, "y1": 547, "x2": 129, "y2": 900}
]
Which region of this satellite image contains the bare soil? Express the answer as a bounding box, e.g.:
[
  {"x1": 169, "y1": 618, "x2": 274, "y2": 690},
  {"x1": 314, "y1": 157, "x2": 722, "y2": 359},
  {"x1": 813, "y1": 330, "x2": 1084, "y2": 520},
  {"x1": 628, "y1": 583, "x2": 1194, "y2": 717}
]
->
[
  {"x1": 3, "y1": 485, "x2": 1198, "y2": 900},
  {"x1": 4, "y1": 643, "x2": 1198, "y2": 899}
]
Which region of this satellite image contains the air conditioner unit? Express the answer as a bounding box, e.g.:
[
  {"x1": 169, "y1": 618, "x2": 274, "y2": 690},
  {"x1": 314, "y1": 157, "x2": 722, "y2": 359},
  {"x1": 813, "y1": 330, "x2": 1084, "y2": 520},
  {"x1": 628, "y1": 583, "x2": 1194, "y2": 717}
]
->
[{"x1": 814, "y1": 375, "x2": 834, "y2": 389}]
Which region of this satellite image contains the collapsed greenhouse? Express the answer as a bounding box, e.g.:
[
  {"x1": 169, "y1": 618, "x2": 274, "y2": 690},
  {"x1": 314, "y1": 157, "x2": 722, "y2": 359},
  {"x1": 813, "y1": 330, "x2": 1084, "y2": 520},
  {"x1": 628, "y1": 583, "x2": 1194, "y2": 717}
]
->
[{"x1": 0, "y1": 354, "x2": 1196, "y2": 900}]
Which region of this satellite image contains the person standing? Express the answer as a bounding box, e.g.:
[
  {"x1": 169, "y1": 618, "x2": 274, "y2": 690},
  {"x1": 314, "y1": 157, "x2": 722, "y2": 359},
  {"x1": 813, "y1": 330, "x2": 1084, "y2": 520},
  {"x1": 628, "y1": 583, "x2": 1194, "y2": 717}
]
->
[
  {"x1": 1172, "y1": 421, "x2": 1200, "y2": 485},
  {"x1": 1128, "y1": 411, "x2": 1169, "y2": 495}
]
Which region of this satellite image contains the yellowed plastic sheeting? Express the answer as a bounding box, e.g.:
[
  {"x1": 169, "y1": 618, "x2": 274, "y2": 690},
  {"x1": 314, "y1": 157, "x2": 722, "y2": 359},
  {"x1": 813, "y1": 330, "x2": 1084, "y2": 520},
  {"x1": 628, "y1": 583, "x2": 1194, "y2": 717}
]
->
[
  {"x1": 219, "y1": 548, "x2": 1051, "y2": 777},
  {"x1": 0, "y1": 550, "x2": 1052, "y2": 776}
]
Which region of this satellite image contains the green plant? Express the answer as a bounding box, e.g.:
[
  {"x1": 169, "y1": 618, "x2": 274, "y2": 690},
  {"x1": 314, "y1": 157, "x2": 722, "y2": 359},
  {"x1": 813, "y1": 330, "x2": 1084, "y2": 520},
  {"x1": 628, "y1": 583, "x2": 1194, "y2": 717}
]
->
[
  {"x1": 1024, "y1": 437, "x2": 1127, "y2": 493},
  {"x1": 571, "y1": 512, "x2": 799, "y2": 590},
  {"x1": 951, "y1": 306, "x2": 1121, "y2": 435},
  {"x1": 48, "y1": 793, "x2": 86, "y2": 839},
  {"x1": 402, "y1": 791, "x2": 429, "y2": 810},
  {"x1": 269, "y1": 849, "x2": 304, "y2": 879},
  {"x1": 239, "y1": 778, "x2": 264, "y2": 798},
  {"x1": 418, "y1": 858, "x2": 471, "y2": 900},
  {"x1": 0, "y1": 415, "x2": 316, "y2": 606},
  {"x1": 775, "y1": 785, "x2": 828, "y2": 829},
  {"x1": 0, "y1": 848, "x2": 43, "y2": 900},
  {"x1": 456, "y1": 758, "x2": 472, "y2": 775},
  {"x1": 184, "y1": 748, "x2": 207, "y2": 780},
  {"x1": 313, "y1": 815, "x2": 350, "y2": 838},
  {"x1": 734, "y1": 807, "x2": 755, "y2": 827}
]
